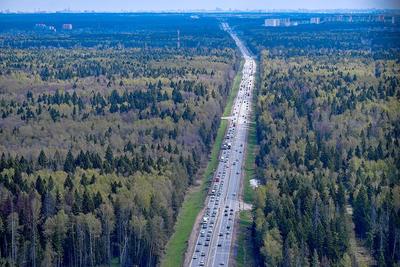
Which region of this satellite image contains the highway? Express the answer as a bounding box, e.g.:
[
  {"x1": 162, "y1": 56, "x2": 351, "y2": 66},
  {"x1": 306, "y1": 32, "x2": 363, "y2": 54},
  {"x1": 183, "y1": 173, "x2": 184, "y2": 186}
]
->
[{"x1": 189, "y1": 23, "x2": 256, "y2": 267}]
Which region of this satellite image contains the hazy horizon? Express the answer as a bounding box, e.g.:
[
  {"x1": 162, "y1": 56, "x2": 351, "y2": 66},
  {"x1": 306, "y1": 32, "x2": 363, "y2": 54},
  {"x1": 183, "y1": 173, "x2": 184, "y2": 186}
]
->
[{"x1": 1, "y1": 0, "x2": 400, "y2": 12}]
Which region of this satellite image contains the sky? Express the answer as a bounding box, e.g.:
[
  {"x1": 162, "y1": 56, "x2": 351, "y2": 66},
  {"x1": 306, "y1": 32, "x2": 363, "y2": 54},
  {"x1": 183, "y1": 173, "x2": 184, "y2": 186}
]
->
[{"x1": 1, "y1": 0, "x2": 399, "y2": 12}]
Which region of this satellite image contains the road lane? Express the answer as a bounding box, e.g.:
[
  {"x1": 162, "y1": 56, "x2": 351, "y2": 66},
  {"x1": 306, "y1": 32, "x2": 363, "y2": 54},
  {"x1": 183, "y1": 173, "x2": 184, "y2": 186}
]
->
[{"x1": 189, "y1": 23, "x2": 255, "y2": 267}]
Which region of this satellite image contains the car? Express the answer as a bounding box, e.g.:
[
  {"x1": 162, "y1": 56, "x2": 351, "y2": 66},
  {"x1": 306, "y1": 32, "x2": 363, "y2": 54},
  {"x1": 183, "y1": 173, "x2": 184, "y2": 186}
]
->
[
  {"x1": 199, "y1": 261, "x2": 205, "y2": 266},
  {"x1": 201, "y1": 252, "x2": 206, "y2": 256},
  {"x1": 204, "y1": 242, "x2": 209, "y2": 247},
  {"x1": 196, "y1": 248, "x2": 200, "y2": 252},
  {"x1": 197, "y1": 241, "x2": 202, "y2": 245},
  {"x1": 220, "y1": 263, "x2": 225, "y2": 266},
  {"x1": 218, "y1": 243, "x2": 222, "y2": 247},
  {"x1": 219, "y1": 233, "x2": 223, "y2": 237},
  {"x1": 193, "y1": 255, "x2": 198, "y2": 260}
]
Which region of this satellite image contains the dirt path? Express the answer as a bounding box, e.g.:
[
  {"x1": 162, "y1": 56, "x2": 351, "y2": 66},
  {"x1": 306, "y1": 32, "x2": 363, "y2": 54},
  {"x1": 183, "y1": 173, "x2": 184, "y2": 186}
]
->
[{"x1": 346, "y1": 205, "x2": 376, "y2": 266}]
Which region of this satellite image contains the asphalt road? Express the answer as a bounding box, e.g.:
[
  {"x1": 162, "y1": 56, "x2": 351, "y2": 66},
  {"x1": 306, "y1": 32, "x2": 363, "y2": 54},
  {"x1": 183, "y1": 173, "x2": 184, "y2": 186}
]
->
[{"x1": 189, "y1": 23, "x2": 256, "y2": 267}]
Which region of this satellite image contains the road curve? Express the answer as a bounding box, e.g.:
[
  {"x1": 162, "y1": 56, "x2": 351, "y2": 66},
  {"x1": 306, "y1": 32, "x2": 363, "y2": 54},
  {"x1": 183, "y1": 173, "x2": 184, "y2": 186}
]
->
[{"x1": 189, "y1": 23, "x2": 256, "y2": 267}]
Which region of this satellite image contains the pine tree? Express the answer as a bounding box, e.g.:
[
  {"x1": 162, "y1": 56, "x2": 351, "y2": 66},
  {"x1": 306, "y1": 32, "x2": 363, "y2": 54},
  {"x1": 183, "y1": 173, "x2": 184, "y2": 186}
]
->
[
  {"x1": 64, "y1": 174, "x2": 74, "y2": 190},
  {"x1": 90, "y1": 174, "x2": 96, "y2": 184},
  {"x1": 80, "y1": 173, "x2": 89, "y2": 186},
  {"x1": 35, "y1": 175, "x2": 46, "y2": 195},
  {"x1": 337, "y1": 182, "x2": 346, "y2": 210},
  {"x1": 105, "y1": 146, "x2": 113, "y2": 165},
  {"x1": 172, "y1": 88, "x2": 183, "y2": 103},
  {"x1": 353, "y1": 186, "x2": 371, "y2": 238},
  {"x1": 94, "y1": 191, "x2": 103, "y2": 209},
  {"x1": 311, "y1": 249, "x2": 320, "y2": 267},
  {"x1": 63, "y1": 149, "x2": 75, "y2": 173},
  {"x1": 82, "y1": 190, "x2": 94, "y2": 213},
  {"x1": 38, "y1": 150, "x2": 47, "y2": 168}
]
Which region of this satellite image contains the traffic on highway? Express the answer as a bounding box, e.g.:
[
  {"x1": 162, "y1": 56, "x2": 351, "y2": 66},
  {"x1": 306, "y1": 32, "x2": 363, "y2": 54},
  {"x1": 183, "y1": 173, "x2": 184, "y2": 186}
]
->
[{"x1": 189, "y1": 23, "x2": 256, "y2": 267}]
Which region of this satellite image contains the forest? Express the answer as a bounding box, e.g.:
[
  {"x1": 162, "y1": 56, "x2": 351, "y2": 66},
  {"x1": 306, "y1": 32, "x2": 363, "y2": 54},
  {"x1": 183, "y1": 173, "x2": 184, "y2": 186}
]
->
[
  {"x1": 0, "y1": 14, "x2": 239, "y2": 267},
  {"x1": 0, "y1": 13, "x2": 234, "y2": 49},
  {"x1": 1, "y1": 11, "x2": 399, "y2": 267},
  {"x1": 229, "y1": 16, "x2": 400, "y2": 266}
]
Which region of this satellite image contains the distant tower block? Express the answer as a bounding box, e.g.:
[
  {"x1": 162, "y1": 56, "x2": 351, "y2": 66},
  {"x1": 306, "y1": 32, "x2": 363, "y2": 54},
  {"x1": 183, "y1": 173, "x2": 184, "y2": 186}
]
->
[
  {"x1": 177, "y1": 30, "x2": 180, "y2": 49},
  {"x1": 62, "y1": 24, "x2": 73, "y2": 30}
]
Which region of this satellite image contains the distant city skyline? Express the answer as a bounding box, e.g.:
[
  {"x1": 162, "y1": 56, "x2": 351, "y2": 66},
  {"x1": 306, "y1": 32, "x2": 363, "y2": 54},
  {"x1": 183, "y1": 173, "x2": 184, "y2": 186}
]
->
[{"x1": 1, "y1": 0, "x2": 400, "y2": 12}]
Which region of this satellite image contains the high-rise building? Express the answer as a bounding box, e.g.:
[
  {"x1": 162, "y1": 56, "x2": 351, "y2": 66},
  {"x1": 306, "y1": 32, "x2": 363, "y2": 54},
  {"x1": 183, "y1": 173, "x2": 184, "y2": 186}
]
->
[
  {"x1": 265, "y1": 18, "x2": 291, "y2": 27},
  {"x1": 177, "y1": 30, "x2": 180, "y2": 49},
  {"x1": 265, "y1": 19, "x2": 280, "y2": 27},
  {"x1": 280, "y1": 18, "x2": 291, "y2": 26},
  {"x1": 62, "y1": 24, "x2": 73, "y2": 30},
  {"x1": 310, "y1": 17, "x2": 320, "y2": 24},
  {"x1": 35, "y1": 23, "x2": 56, "y2": 32},
  {"x1": 348, "y1": 16, "x2": 353, "y2": 23}
]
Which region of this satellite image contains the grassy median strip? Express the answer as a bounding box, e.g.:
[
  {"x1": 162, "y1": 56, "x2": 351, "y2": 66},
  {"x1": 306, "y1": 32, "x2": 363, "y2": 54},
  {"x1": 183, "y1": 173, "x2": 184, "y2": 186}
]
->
[
  {"x1": 236, "y1": 210, "x2": 256, "y2": 267},
  {"x1": 242, "y1": 61, "x2": 259, "y2": 204},
  {"x1": 243, "y1": 114, "x2": 257, "y2": 203},
  {"x1": 161, "y1": 61, "x2": 243, "y2": 267},
  {"x1": 236, "y1": 60, "x2": 259, "y2": 267}
]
